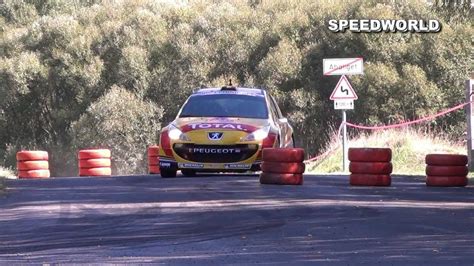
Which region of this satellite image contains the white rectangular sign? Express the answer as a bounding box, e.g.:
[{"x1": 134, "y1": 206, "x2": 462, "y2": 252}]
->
[
  {"x1": 323, "y1": 58, "x2": 364, "y2": 76},
  {"x1": 334, "y1": 99, "x2": 354, "y2": 110}
]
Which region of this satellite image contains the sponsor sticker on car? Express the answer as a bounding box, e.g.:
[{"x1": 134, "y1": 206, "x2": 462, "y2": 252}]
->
[
  {"x1": 178, "y1": 163, "x2": 205, "y2": 168},
  {"x1": 224, "y1": 164, "x2": 251, "y2": 169}
]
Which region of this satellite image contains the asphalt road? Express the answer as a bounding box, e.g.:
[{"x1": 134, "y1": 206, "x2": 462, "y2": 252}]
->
[{"x1": 0, "y1": 174, "x2": 473, "y2": 265}]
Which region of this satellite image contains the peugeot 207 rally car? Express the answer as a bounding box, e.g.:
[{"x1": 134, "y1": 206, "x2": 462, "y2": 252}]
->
[{"x1": 158, "y1": 86, "x2": 294, "y2": 177}]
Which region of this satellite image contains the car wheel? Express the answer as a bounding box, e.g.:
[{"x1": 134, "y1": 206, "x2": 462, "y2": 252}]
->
[
  {"x1": 160, "y1": 168, "x2": 177, "y2": 178},
  {"x1": 181, "y1": 169, "x2": 196, "y2": 177}
]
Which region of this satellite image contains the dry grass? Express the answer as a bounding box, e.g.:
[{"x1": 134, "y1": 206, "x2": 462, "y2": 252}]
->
[
  {"x1": 307, "y1": 128, "x2": 467, "y2": 175},
  {"x1": 0, "y1": 167, "x2": 16, "y2": 192}
]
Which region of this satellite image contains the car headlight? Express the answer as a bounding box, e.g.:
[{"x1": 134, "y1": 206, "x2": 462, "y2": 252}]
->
[
  {"x1": 168, "y1": 125, "x2": 190, "y2": 141},
  {"x1": 240, "y1": 125, "x2": 271, "y2": 142}
]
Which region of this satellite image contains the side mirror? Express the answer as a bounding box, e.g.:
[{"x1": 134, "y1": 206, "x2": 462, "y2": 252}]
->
[{"x1": 278, "y1": 118, "x2": 288, "y2": 124}]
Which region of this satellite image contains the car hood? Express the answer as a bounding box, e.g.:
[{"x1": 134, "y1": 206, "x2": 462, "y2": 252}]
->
[{"x1": 173, "y1": 117, "x2": 269, "y2": 133}]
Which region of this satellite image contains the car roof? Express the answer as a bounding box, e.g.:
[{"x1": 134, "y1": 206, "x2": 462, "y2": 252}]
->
[{"x1": 193, "y1": 87, "x2": 265, "y2": 97}]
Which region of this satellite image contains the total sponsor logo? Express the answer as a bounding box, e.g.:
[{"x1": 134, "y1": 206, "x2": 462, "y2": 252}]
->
[{"x1": 182, "y1": 123, "x2": 257, "y2": 132}]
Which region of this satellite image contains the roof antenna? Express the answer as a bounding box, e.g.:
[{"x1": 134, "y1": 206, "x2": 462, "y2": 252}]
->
[{"x1": 228, "y1": 79, "x2": 233, "y2": 86}]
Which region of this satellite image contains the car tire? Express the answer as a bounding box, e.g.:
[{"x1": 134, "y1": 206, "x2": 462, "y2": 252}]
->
[
  {"x1": 259, "y1": 172, "x2": 303, "y2": 185},
  {"x1": 349, "y1": 174, "x2": 391, "y2": 186},
  {"x1": 348, "y1": 148, "x2": 392, "y2": 162},
  {"x1": 425, "y1": 154, "x2": 468, "y2": 166},
  {"x1": 18, "y1": 169, "x2": 50, "y2": 179},
  {"x1": 149, "y1": 165, "x2": 160, "y2": 174},
  {"x1": 181, "y1": 169, "x2": 196, "y2": 177},
  {"x1": 426, "y1": 176, "x2": 468, "y2": 187},
  {"x1": 261, "y1": 162, "x2": 305, "y2": 174},
  {"x1": 425, "y1": 165, "x2": 468, "y2": 176},
  {"x1": 78, "y1": 149, "x2": 111, "y2": 160},
  {"x1": 78, "y1": 158, "x2": 111, "y2": 168},
  {"x1": 17, "y1": 160, "x2": 49, "y2": 170},
  {"x1": 262, "y1": 148, "x2": 305, "y2": 162},
  {"x1": 349, "y1": 162, "x2": 393, "y2": 175},
  {"x1": 160, "y1": 168, "x2": 177, "y2": 178},
  {"x1": 16, "y1": 151, "x2": 49, "y2": 161},
  {"x1": 79, "y1": 167, "x2": 112, "y2": 176}
]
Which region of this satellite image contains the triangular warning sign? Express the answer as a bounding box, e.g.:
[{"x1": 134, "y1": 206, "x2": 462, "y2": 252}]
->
[{"x1": 330, "y1": 75, "x2": 358, "y2": 100}]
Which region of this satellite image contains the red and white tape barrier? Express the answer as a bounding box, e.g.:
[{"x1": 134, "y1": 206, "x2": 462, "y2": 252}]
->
[{"x1": 303, "y1": 100, "x2": 472, "y2": 163}]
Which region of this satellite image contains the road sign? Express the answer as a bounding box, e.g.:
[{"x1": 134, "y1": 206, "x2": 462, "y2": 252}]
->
[
  {"x1": 330, "y1": 75, "x2": 358, "y2": 100},
  {"x1": 323, "y1": 58, "x2": 364, "y2": 76},
  {"x1": 334, "y1": 99, "x2": 354, "y2": 110}
]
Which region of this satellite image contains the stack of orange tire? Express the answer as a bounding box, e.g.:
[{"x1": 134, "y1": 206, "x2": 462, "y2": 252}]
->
[
  {"x1": 425, "y1": 154, "x2": 468, "y2": 187},
  {"x1": 260, "y1": 148, "x2": 305, "y2": 185},
  {"x1": 349, "y1": 148, "x2": 392, "y2": 186},
  {"x1": 148, "y1": 146, "x2": 160, "y2": 174},
  {"x1": 78, "y1": 149, "x2": 112, "y2": 176},
  {"x1": 16, "y1": 151, "x2": 50, "y2": 179}
]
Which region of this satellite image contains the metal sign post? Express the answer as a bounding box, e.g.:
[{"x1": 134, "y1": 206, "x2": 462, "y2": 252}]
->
[
  {"x1": 466, "y1": 79, "x2": 474, "y2": 170},
  {"x1": 324, "y1": 58, "x2": 364, "y2": 172},
  {"x1": 342, "y1": 110, "x2": 348, "y2": 171},
  {"x1": 328, "y1": 75, "x2": 358, "y2": 172}
]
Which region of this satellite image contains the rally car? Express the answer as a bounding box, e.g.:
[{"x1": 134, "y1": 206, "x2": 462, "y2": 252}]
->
[{"x1": 158, "y1": 86, "x2": 294, "y2": 177}]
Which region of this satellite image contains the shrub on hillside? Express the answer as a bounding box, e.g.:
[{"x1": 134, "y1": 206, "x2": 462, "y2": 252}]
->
[{"x1": 70, "y1": 86, "x2": 163, "y2": 175}]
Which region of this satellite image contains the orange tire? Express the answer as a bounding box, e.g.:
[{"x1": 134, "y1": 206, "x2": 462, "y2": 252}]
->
[
  {"x1": 348, "y1": 148, "x2": 391, "y2": 162},
  {"x1": 425, "y1": 154, "x2": 468, "y2": 166},
  {"x1": 78, "y1": 149, "x2": 111, "y2": 160},
  {"x1": 16, "y1": 151, "x2": 48, "y2": 161},
  {"x1": 149, "y1": 165, "x2": 160, "y2": 174},
  {"x1": 262, "y1": 148, "x2": 305, "y2": 162},
  {"x1": 79, "y1": 167, "x2": 111, "y2": 176},
  {"x1": 261, "y1": 162, "x2": 305, "y2": 174},
  {"x1": 259, "y1": 172, "x2": 303, "y2": 185},
  {"x1": 148, "y1": 156, "x2": 159, "y2": 165},
  {"x1": 425, "y1": 165, "x2": 468, "y2": 176},
  {"x1": 148, "y1": 146, "x2": 160, "y2": 157},
  {"x1": 426, "y1": 176, "x2": 468, "y2": 187},
  {"x1": 350, "y1": 174, "x2": 391, "y2": 186},
  {"x1": 18, "y1": 170, "x2": 50, "y2": 179},
  {"x1": 17, "y1": 161, "x2": 49, "y2": 171},
  {"x1": 79, "y1": 159, "x2": 111, "y2": 168},
  {"x1": 349, "y1": 162, "x2": 392, "y2": 175}
]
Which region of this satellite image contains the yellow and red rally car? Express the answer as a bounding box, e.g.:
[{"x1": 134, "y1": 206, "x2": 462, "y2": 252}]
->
[{"x1": 158, "y1": 86, "x2": 294, "y2": 177}]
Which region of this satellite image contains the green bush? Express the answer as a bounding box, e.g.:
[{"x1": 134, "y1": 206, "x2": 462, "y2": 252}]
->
[
  {"x1": 70, "y1": 86, "x2": 163, "y2": 175},
  {"x1": 0, "y1": 0, "x2": 471, "y2": 173}
]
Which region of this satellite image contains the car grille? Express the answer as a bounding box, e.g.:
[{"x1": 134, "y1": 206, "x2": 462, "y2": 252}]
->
[{"x1": 173, "y1": 144, "x2": 258, "y2": 163}]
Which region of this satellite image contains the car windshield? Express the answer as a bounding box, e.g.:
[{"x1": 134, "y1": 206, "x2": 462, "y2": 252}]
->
[{"x1": 179, "y1": 94, "x2": 268, "y2": 119}]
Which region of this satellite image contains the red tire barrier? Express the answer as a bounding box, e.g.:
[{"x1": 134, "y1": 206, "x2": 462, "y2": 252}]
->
[
  {"x1": 348, "y1": 148, "x2": 392, "y2": 162},
  {"x1": 78, "y1": 149, "x2": 111, "y2": 160},
  {"x1": 262, "y1": 148, "x2": 305, "y2": 163},
  {"x1": 16, "y1": 151, "x2": 48, "y2": 161},
  {"x1": 148, "y1": 146, "x2": 160, "y2": 157},
  {"x1": 261, "y1": 162, "x2": 305, "y2": 174},
  {"x1": 349, "y1": 162, "x2": 392, "y2": 175},
  {"x1": 259, "y1": 172, "x2": 303, "y2": 185},
  {"x1": 18, "y1": 170, "x2": 50, "y2": 179},
  {"x1": 148, "y1": 156, "x2": 159, "y2": 165},
  {"x1": 79, "y1": 158, "x2": 111, "y2": 168},
  {"x1": 350, "y1": 174, "x2": 391, "y2": 186},
  {"x1": 79, "y1": 167, "x2": 112, "y2": 176},
  {"x1": 426, "y1": 176, "x2": 468, "y2": 187},
  {"x1": 16, "y1": 151, "x2": 50, "y2": 179},
  {"x1": 425, "y1": 165, "x2": 468, "y2": 176},
  {"x1": 149, "y1": 165, "x2": 160, "y2": 174},
  {"x1": 425, "y1": 154, "x2": 468, "y2": 166},
  {"x1": 17, "y1": 161, "x2": 49, "y2": 171},
  {"x1": 78, "y1": 149, "x2": 112, "y2": 176}
]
